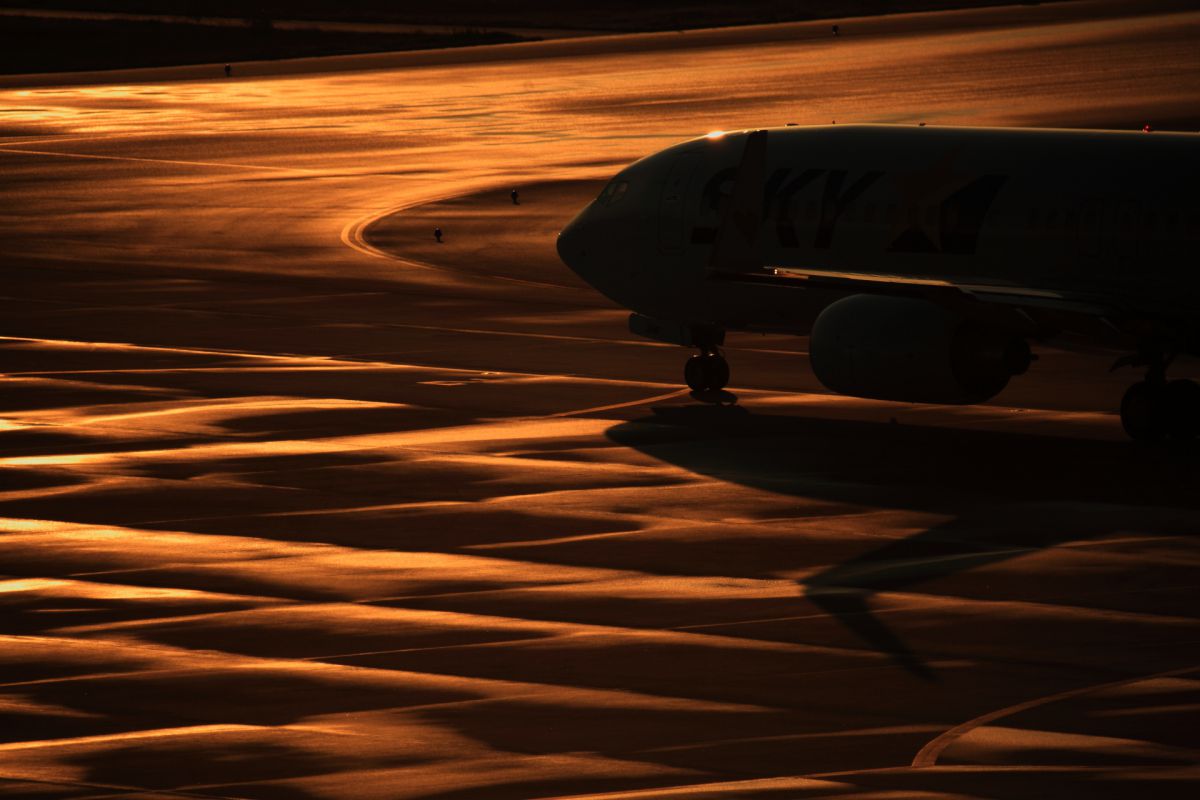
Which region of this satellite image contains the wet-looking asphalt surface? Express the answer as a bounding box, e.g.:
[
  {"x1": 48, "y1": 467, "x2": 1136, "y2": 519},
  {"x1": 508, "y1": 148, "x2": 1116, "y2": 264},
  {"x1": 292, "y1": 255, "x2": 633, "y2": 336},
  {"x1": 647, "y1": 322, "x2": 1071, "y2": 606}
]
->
[{"x1": 2, "y1": 2, "x2": 1200, "y2": 797}]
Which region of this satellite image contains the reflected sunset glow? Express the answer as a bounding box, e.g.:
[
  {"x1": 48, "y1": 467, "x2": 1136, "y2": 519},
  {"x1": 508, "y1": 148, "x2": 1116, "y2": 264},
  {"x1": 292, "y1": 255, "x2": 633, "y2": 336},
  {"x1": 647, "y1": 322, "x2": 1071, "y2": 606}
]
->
[{"x1": 1, "y1": 2, "x2": 1199, "y2": 797}]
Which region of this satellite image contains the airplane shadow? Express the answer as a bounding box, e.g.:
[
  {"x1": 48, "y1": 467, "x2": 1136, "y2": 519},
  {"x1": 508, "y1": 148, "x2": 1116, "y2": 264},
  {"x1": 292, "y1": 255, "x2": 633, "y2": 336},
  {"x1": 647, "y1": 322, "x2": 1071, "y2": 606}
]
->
[
  {"x1": 688, "y1": 388, "x2": 740, "y2": 406},
  {"x1": 606, "y1": 403, "x2": 1200, "y2": 679}
]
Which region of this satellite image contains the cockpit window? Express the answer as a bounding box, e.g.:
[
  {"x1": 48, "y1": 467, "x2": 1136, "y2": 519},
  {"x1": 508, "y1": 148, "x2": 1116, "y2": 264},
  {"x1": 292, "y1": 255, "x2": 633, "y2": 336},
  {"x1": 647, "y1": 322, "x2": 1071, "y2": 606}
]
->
[{"x1": 598, "y1": 180, "x2": 629, "y2": 206}]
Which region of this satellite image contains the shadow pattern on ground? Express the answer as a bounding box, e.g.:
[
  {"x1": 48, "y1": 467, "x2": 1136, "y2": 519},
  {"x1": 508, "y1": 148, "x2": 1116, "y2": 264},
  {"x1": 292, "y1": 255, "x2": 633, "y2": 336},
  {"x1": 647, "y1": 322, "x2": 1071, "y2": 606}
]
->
[{"x1": 607, "y1": 404, "x2": 1200, "y2": 677}]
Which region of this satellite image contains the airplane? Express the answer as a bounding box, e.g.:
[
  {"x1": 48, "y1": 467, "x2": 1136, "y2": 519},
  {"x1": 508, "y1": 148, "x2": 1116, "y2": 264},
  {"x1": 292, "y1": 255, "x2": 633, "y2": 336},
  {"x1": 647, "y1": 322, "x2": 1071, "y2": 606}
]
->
[{"x1": 556, "y1": 124, "x2": 1200, "y2": 441}]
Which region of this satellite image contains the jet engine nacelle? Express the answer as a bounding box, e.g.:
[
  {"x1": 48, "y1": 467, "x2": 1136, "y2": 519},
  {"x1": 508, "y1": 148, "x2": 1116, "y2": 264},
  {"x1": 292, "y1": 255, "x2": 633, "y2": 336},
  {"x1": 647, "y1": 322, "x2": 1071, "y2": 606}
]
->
[{"x1": 809, "y1": 294, "x2": 1031, "y2": 405}]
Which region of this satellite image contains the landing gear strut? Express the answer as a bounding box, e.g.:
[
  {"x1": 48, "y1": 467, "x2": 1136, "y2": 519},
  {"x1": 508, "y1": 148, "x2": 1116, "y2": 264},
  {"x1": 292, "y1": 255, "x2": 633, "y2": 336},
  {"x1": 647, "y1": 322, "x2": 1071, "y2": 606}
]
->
[
  {"x1": 684, "y1": 348, "x2": 729, "y2": 393},
  {"x1": 1118, "y1": 348, "x2": 1200, "y2": 441}
]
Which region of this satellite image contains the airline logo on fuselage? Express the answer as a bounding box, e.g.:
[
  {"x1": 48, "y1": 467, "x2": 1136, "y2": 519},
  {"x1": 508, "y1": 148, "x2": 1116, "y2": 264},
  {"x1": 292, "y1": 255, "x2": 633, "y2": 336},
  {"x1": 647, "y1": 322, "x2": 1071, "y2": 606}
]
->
[{"x1": 690, "y1": 167, "x2": 1007, "y2": 255}]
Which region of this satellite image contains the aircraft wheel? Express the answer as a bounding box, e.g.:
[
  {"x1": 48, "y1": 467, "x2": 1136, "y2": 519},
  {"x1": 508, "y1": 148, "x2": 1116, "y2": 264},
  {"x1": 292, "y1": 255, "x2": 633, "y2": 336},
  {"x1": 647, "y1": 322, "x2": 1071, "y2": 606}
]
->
[
  {"x1": 684, "y1": 353, "x2": 729, "y2": 392},
  {"x1": 683, "y1": 354, "x2": 707, "y2": 391},
  {"x1": 1120, "y1": 380, "x2": 1168, "y2": 442},
  {"x1": 1166, "y1": 378, "x2": 1200, "y2": 440},
  {"x1": 703, "y1": 353, "x2": 730, "y2": 391}
]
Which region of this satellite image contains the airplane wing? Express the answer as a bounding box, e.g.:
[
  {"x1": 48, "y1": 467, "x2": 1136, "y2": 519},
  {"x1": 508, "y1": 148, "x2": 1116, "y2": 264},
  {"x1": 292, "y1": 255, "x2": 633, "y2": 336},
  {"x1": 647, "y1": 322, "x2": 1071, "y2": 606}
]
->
[
  {"x1": 712, "y1": 263, "x2": 1135, "y2": 341},
  {"x1": 766, "y1": 266, "x2": 1117, "y2": 316}
]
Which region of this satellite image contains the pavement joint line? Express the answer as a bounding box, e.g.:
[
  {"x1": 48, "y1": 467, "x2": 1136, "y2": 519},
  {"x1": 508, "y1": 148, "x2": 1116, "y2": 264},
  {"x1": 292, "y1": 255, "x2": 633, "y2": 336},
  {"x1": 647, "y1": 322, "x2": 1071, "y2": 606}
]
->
[
  {"x1": 641, "y1": 723, "x2": 948, "y2": 754},
  {"x1": 0, "y1": 773, "x2": 241, "y2": 800},
  {"x1": 0, "y1": 334, "x2": 337, "y2": 362},
  {"x1": 0, "y1": 332, "x2": 685, "y2": 373},
  {"x1": 3, "y1": 344, "x2": 717, "y2": 390},
  {"x1": 314, "y1": 319, "x2": 808, "y2": 354},
  {"x1": 545, "y1": 388, "x2": 692, "y2": 418},
  {"x1": 0, "y1": 724, "x2": 262, "y2": 752},
  {"x1": 0, "y1": 146, "x2": 319, "y2": 173}
]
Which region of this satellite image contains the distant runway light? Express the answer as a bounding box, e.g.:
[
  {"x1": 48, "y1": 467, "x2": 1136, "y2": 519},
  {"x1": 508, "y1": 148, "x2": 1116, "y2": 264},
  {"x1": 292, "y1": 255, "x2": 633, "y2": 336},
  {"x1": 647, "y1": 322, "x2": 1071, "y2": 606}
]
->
[{"x1": 1143, "y1": 123, "x2": 1153, "y2": 132}]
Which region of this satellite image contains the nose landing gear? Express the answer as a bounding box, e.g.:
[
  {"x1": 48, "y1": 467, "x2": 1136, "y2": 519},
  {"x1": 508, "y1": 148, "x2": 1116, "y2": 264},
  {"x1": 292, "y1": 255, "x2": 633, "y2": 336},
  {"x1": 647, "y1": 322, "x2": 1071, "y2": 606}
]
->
[
  {"x1": 684, "y1": 349, "x2": 730, "y2": 393},
  {"x1": 1117, "y1": 349, "x2": 1200, "y2": 441}
]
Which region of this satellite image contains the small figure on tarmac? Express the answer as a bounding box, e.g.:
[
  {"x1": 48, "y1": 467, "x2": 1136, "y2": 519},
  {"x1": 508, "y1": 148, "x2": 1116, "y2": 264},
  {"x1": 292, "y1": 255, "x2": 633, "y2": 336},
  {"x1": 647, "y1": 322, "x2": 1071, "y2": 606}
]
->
[
  {"x1": 224, "y1": 63, "x2": 232, "y2": 78},
  {"x1": 434, "y1": 227, "x2": 443, "y2": 243},
  {"x1": 831, "y1": 24, "x2": 840, "y2": 37},
  {"x1": 510, "y1": 188, "x2": 520, "y2": 205}
]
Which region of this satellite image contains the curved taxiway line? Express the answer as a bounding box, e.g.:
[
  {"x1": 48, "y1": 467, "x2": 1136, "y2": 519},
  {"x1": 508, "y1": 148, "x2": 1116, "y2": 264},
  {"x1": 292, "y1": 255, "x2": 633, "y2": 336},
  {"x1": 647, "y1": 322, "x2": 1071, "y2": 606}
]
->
[
  {"x1": 339, "y1": 199, "x2": 429, "y2": 262},
  {"x1": 911, "y1": 662, "x2": 1200, "y2": 767},
  {"x1": 339, "y1": 189, "x2": 579, "y2": 291}
]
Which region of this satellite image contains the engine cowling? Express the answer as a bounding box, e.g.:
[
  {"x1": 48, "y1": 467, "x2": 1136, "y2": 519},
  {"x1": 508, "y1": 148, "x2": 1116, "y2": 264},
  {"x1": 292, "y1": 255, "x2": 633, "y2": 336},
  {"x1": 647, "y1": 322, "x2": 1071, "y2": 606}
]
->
[{"x1": 809, "y1": 294, "x2": 1031, "y2": 405}]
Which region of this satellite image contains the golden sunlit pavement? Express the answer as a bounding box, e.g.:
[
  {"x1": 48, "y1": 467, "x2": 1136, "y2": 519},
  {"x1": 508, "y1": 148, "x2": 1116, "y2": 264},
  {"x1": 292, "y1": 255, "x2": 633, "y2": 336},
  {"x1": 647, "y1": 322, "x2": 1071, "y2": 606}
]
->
[{"x1": 2, "y1": 2, "x2": 1200, "y2": 797}]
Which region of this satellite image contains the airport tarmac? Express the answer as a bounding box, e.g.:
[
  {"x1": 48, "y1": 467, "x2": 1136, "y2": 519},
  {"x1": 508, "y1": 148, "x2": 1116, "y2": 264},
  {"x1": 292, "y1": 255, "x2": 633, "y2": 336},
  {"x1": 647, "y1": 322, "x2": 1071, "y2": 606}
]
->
[{"x1": 2, "y1": 1, "x2": 1200, "y2": 797}]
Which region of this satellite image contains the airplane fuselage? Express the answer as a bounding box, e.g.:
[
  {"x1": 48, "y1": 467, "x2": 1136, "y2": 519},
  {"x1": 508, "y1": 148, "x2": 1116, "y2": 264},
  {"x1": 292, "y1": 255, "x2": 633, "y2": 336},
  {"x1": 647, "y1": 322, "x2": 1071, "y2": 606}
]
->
[
  {"x1": 560, "y1": 125, "x2": 1200, "y2": 339},
  {"x1": 556, "y1": 124, "x2": 1200, "y2": 439}
]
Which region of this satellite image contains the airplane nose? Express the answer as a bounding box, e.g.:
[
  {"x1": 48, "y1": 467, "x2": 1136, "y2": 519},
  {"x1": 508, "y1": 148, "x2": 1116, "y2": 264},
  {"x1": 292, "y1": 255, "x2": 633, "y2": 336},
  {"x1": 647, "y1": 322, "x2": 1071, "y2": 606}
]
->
[{"x1": 556, "y1": 210, "x2": 589, "y2": 273}]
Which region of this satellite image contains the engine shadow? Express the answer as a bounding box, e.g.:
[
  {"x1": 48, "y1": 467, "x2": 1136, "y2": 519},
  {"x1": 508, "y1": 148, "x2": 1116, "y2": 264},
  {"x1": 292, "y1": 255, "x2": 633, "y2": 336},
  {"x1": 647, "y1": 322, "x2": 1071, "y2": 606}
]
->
[{"x1": 607, "y1": 404, "x2": 1200, "y2": 678}]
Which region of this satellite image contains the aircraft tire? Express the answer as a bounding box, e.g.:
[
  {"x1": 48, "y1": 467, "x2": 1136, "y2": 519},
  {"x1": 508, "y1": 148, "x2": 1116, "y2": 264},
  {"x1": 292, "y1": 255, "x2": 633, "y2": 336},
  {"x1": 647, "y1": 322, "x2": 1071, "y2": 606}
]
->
[
  {"x1": 1166, "y1": 378, "x2": 1200, "y2": 440},
  {"x1": 684, "y1": 353, "x2": 729, "y2": 392},
  {"x1": 703, "y1": 354, "x2": 730, "y2": 391},
  {"x1": 1120, "y1": 380, "x2": 1168, "y2": 442}
]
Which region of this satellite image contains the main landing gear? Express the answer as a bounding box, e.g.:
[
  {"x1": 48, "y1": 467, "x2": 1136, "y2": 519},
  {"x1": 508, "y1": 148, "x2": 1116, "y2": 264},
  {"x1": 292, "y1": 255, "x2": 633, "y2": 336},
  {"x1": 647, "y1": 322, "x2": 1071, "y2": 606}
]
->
[
  {"x1": 684, "y1": 348, "x2": 729, "y2": 393},
  {"x1": 1118, "y1": 349, "x2": 1200, "y2": 441}
]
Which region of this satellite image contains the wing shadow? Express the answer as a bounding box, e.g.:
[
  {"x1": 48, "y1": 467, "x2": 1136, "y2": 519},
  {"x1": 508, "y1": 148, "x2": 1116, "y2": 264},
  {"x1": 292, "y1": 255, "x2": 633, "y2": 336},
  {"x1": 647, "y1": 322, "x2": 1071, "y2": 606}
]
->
[{"x1": 607, "y1": 403, "x2": 1200, "y2": 678}]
